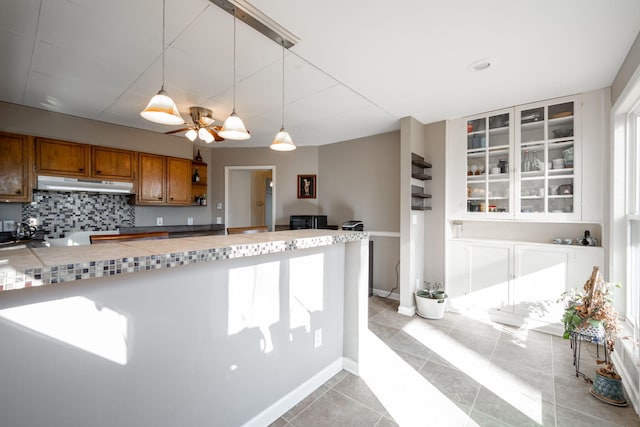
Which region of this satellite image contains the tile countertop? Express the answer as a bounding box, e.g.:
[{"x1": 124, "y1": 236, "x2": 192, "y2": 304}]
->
[{"x1": 0, "y1": 229, "x2": 368, "y2": 292}]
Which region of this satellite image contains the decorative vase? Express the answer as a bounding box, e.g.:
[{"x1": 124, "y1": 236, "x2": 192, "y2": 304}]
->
[
  {"x1": 591, "y1": 370, "x2": 628, "y2": 406},
  {"x1": 415, "y1": 291, "x2": 447, "y2": 320}
]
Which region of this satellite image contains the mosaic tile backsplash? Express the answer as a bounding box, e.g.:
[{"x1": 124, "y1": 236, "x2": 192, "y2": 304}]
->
[{"x1": 22, "y1": 190, "x2": 135, "y2": 238}]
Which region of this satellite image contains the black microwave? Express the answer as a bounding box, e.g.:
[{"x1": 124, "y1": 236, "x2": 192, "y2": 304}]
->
[{"x1": 289, "y1": 215, "x2": 328, "y2": 230}]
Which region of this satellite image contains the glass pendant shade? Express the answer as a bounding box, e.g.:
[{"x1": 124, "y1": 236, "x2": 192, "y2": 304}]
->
[
  {"x1": 219, "y1": 111, "x2": 251, "y2": 140},
  {"x1": 140, "y1": 89, "x2": 184, "y2": 125},
  {"x1": 185, "y1": 129, "x2": 198, "y2": 142},
  {"x1": 270, "y1": 127, "x2": 296, "y2": 151},
  {"x1": 199, "y1": 127, "x2": 215, "y2": 143}
]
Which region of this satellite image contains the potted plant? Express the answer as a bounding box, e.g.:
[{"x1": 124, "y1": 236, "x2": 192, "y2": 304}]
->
[
  {"x1": 561, "y1": 266, "x2": 626, "y2": 406},
  {"x1": 415, "y1": 281, "x2": 447, "y2": 319}
]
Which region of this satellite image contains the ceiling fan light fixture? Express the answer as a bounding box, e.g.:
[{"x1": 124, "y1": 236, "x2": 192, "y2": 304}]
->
[
  {"x1": 201, "y1": 130, "x2": 215, "y2": 144},
  {"x1": 219, "y1": 110, "x2": 251, "y2": 140},
  {"x1": 185, "y1": 128, "x2": 198, "y2": 141},
  {"x1": 270, "y1": 128, "x2": 295, "y2": 151},
  {"x1": 198, "y1": 127, "x2": 210, "y2": 140},
  {"x1": 202, "y1": 132, "x2": 215, "y2": 144},
  {"x1": 141, "y1": 88, "x2": 184, "y2": 125}
]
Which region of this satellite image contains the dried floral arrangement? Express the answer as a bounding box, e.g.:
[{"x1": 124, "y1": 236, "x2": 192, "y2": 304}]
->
[{"x1": 561, "y1": 266, "x2": 621, "y2": 379}]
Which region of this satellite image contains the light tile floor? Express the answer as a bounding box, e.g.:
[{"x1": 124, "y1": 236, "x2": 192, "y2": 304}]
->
[{"x1": 270, "y1": 296, "x2": 640, "y2": 426}]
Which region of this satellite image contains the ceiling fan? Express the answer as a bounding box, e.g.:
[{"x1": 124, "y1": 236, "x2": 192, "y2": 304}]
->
[{"x1": 165, "y1": 106, "x2": 224, "y2": 143}]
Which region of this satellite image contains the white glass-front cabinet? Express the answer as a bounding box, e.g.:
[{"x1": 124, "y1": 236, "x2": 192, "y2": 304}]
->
[
  {"x1": 465, "y1": 109, "x2": 513, "y2": 216},
  {"x1": 460, "y1": 95, "x2": 581, "y2": 220},
  {"x1": 515, "y1": 97, "x2": 581, "y2": 220}
]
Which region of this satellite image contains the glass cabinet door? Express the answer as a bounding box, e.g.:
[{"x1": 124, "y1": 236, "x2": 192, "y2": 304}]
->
[
  {"x1": 516, "y1": 100, "x2": 576, "y2": 216},
  {"x1": 466, "y1": 111, "x2": 511, "y2": 215}
]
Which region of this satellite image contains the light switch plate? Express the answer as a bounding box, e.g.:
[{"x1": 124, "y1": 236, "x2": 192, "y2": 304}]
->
[
  {"x1": 216, "y1": 202, "x2": 222, "y2": 210},
  {"x1": 216, "y1": 217, "x2": 222, "y2": 224}
]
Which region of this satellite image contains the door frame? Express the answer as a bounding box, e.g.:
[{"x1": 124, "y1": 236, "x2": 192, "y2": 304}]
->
[{"x1": 224, "y1": 165, "x2": 276, "y2": 231}]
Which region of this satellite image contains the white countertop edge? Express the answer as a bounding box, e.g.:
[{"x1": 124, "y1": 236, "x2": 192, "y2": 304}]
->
[{"x1": 0, "y1": 230, "x2": 369, "y2": 292}]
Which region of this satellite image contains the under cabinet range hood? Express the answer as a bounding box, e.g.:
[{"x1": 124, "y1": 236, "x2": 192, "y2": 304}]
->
[{"x1": 37, "y1": 175, "x2": 134, "y2": 194}]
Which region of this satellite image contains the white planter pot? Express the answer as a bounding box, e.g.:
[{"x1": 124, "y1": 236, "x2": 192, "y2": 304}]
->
[{"x1": 415, "y1": 291, "x2": 447, "y2": 319}]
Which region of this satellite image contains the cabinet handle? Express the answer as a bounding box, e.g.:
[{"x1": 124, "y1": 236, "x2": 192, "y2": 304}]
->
[
  {"x1": 158, "y1": 197, "x2": 163, "y2": 200},
  {"x1": 96, "y1": 170, "x2": 101, "y2": 174},
  {"x1": 15, "y1": 190, "x2": 22, "y2": 195},
  {"x1": 170, "y1": 197, "x2": 174, "y2": 200},
  {"x1": 78, "y1": 168, "x2": 84, "y2": 172}
]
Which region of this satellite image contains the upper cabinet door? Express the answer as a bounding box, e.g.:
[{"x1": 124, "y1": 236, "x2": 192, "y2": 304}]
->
[
  {"x1": 465, "y1": 108, "x2": 514, "y2": 217},
  {"x1": 92, "y1": 146, "x2": 136, "y2": 180},
  {"x1": 35, "y1": 138, "x2": 90, "y2": 177},
  {"x1": 167, "y1": 157, "x2": 191, "y2": 205},
  {"x1": 137, "y1": 153, "x2": 166, "y2": 204},
  {"x1": 0, "y1": 132, "x2": 31, "y2": 202},
  {"x1": 515, "y1": 96, "x2": 581, "y2": 220}
]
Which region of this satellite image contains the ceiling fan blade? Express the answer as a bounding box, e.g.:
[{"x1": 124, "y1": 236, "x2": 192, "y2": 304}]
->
[
  {"x1": 164, "y1": 127, "x2": 190, "y2": 135},
  {"x1": 208, "y1": 127, "x2": 225, "y2": 142}
]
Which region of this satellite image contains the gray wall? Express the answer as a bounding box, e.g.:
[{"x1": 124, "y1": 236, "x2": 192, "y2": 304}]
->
[
  {"x1": 0, "y1": 101, "x2": 402, "y2": 292},
  {"x1": 319, "y1": 131, "x2": 401, "y2": 293},
  {"x1": 0, "y1": 101, "x2": 212, "y2": 227},
  {"x1": 210, "y1": 147, "x2": 320, "y2": 227},
  {"x1": 612, "y1": 30, "x2": 640, "y2": 106},
  {"x1": 423, "y1": 121, "x2": 446, "y2": 284}
]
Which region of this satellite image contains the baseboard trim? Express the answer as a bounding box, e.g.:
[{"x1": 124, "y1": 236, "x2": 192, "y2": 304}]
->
[
  {"x1": 612, "y1": 342, "x2": 640, "y2": 416},
  {"x1": 371, "y1": 288, "x2": 400, "y2": 300},
  {"x1": 242, "y1": 358, "x2": 352, "y2": 427},
  {"x1": 397, "y1": 304, "x2": 416, "y2": 316},
  {"x1": 342, "y1": 357, "x2": 358, "y2": 375}
]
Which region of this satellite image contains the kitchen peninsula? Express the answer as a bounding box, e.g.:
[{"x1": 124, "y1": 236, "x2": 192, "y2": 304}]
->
[{"x1": 0, "y1": 229, "x2": 369, "y2": 427}]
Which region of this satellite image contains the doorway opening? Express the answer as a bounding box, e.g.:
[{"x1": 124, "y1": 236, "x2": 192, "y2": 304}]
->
[{"x1": 224, "y1": 166, "x2": 276, "y2": 231}]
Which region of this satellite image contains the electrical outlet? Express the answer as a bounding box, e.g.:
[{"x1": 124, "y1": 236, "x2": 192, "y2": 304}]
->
[
  {"x1": 156, "y1": 217, "x2": 163, "y2": 226},
  {"x1": 187, "y1": 217, "x2": 193, "y2": 225},
  {"x1": 216, "y1": 217, "x2": 222, "y2": 224},
  {"x1": 314, "y1": 329, "x2": 322, "y2": 349}
]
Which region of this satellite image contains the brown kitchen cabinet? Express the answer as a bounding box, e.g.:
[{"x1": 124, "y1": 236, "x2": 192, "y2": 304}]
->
[
  {"x1": 35, "y1": 137, "x2": 91, "y2": 177},
  {"x1": 92, "y1": 146, "x2": 136, "y2": 180},
  {"x1": 137, "y1": 153, "x2": 166, "y2": 205},
  {"x1": 191, "y1": 161, "x2": 207, "y2": 205},
  {"x1": 167, "y1": 157, "x2": 191, "y2": 205},
  {"x1": 137, "y1": 154, "x2": 191, "y2": 206},
  {"x1": 0, "y1": 132, "x2": 32, "y2": 202}
]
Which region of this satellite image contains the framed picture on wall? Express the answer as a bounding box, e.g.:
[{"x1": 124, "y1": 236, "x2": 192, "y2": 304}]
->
[{"x1": 297, "y1": 174, "x2": 316, "y2": 199}]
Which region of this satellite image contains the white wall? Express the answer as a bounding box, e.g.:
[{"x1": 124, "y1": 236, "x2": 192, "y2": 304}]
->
[{"x1": 0, "y1": 244, "x2": 347, "y2": 426}]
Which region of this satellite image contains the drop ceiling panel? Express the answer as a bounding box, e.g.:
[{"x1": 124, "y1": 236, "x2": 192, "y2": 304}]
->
[
  {"x1": 23, "y1": 70, "x2": 122, "y2": 117},
  {"x1": 0, "y1": 0, "x2": 40, "y2": 36},
  {"x1": 0, "y1": 28, "x2": 35, "y2": 103},
  {"x1": 0, "y1": 0, "x2": 638, "y2": 148}
]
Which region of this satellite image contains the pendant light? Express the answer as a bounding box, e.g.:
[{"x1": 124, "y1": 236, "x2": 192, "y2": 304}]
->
[
  {"x1": 219, "y1": 10, "x2": 251, "y2": 140},
  {"x1": 270, "y1": 42, "x2": 296, "y2": 151},
  {"x1": 140, "y1": 0, "x2": 183, "y2": 125}
]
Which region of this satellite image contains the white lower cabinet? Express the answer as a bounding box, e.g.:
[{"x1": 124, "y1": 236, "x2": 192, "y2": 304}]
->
[{"x1": 446, "y1": 239, "x2": 604, "y2": 333}]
